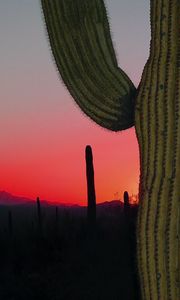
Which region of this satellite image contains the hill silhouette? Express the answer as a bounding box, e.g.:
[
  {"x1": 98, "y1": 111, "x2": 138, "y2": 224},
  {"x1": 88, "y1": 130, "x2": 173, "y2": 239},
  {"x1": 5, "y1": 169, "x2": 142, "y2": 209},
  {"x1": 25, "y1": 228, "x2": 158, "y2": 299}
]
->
[{"x1": 0, "y1": 190, "x2": 126, "y2": 209}]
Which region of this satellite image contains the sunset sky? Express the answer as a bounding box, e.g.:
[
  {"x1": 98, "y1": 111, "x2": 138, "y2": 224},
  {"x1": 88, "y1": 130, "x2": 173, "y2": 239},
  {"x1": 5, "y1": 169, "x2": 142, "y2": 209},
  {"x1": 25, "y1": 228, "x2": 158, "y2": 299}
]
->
[{"x1": 0, "y1": 0, "x2": 150, "y2": 205}]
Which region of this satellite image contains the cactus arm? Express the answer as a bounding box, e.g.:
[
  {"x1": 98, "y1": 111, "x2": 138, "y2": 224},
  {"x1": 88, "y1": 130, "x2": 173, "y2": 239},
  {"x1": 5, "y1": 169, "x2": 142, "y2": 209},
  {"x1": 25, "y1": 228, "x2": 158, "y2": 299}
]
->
[{"x1": 40, "y1": 0, "x2": 136, "y2": 131}]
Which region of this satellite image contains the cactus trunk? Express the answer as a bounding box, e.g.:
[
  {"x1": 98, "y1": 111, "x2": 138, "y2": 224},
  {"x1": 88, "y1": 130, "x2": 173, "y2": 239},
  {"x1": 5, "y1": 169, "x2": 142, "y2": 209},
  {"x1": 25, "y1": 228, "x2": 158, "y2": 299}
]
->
[
  {"x1": 85, "y1": 145, "x2": 96, "y2": 226},
  {"x1": 135, "y1": 1, "x2": 180, "y2": 299}
]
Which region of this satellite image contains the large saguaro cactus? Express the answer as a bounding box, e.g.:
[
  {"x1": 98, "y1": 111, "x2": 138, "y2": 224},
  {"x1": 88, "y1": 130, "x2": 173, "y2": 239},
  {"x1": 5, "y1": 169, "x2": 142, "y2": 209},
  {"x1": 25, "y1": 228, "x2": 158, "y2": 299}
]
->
[{"x1": 40, "y1": 1, "x2": 180, "y2": 299}]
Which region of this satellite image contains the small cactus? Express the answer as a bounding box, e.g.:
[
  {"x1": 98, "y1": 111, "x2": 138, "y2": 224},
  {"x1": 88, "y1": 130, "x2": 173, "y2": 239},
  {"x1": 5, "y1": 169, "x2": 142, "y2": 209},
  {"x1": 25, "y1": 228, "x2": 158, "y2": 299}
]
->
[
  {"x1": 8, "y1": 210, "x2": 13, "y2": 237},
  {"x1": 36, "y1": 197, "x2": 42, "y2": 233},
  {"x1": 124, "y1": 191, "x2": 130, "y2": 217},
  {"x1": 85, "y1": 145, "x2": 96, "y2": 226},
  {"x1": 55, "y1": 206, "x2": 59, "y2": 232}
]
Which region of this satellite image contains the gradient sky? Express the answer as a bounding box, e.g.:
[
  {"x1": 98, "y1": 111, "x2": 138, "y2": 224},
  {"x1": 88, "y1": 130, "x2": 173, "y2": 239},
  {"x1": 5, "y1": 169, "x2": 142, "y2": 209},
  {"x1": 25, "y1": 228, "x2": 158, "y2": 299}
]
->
[{"x1": 0, "y1": 0, "x2": 150, "y2": 205}]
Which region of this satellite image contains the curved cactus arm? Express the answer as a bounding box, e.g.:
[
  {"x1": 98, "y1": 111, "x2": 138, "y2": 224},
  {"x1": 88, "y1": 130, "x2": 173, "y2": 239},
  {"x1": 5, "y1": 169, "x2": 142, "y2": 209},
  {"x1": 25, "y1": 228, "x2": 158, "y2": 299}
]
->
[{"x1": 41, "y1": 0, "x2": 136, "y2": 131}]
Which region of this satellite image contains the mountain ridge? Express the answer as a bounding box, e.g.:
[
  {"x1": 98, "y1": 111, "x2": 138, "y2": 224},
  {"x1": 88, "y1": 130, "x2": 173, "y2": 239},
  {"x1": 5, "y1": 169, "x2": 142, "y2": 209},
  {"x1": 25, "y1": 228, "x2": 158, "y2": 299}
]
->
[{"x1": 0, "y1": 190, "x2": 127, "y2": 208}]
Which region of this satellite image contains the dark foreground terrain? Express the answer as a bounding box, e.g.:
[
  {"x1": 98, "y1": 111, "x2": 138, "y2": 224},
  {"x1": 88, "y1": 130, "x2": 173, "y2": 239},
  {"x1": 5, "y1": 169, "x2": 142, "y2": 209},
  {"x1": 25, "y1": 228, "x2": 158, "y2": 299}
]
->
[{"x1": 0, "y1": 202, "x2": 139, "y2": 300}]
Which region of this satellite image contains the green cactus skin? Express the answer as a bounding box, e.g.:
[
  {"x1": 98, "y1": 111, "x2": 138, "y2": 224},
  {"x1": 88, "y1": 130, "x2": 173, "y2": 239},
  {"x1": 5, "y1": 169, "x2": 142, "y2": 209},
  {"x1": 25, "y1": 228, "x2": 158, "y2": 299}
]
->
[
  {"x1": 40, "y1": 0, "x2": 136, "y2": 131},
  {"x1": 135, "y1": 1, "x2": 180, "y2": 299},
  {"x1": 85, "y1": 145, "x2": 96, "y2": 226},
  {"x1": 41, "y1": 1, "x2": 180, "y2": 299}
]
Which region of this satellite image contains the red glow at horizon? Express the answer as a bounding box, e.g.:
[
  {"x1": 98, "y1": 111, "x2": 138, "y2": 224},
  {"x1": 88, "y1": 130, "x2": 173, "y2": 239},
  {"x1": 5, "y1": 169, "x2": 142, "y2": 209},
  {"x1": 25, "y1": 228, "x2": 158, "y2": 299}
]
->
[{"x1": 0, "y1": 126, "x2": 140, "y2": 206}]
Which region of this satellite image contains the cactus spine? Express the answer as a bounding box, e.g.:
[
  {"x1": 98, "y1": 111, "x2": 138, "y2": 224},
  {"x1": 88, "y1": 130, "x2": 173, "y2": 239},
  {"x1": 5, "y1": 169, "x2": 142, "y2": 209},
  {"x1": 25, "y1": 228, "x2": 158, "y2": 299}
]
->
[
  {"x1": 41, "y1": 1, "x2": 180, "y2": 299},
  {"x1": 85, "y1": 145, "x2": 96, "y2": 226}
]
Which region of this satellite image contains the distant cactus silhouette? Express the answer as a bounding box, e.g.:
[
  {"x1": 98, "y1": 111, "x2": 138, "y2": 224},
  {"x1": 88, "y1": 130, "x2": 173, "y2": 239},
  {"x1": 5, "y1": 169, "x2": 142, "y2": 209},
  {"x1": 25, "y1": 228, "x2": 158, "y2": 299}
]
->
[
  {"x1": 124, "y1": 191, "x2": 130, "y2": 218},
  {"x1": 41, "y1": 1, "x2": 180, "y2": 299},
  {"x1": 55, "y1": 206, "x2": 59, "y2": 233},
  {"x1": 36, "y1": 197, "x2": 42, "y2": 233},
  {"x1": 8, "y1": 210, "x2": 13, "y2": 237},
  {"x1": 85, "y1": 145, "x2": 96, "y2": 226}
]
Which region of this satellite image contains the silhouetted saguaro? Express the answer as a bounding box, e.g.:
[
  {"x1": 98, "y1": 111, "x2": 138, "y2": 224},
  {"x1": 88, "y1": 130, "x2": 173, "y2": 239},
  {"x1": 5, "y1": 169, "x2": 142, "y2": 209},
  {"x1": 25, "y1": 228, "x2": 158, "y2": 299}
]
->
[
  {"x1": 37, "y1": 197, "x2": 42, "y2": 233},
  {"x1": 8, "y1": 210, "x2": 13, "y2": 237},
  {"x1": 124, "y1": 191, "x2": 130, "y2": 217},
  {"x1": 85, "y1": 145, "x2": 96, "y2": 226},
  {"x1": 55, "y1": 206, "x2": 58, "y2": 232}
]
